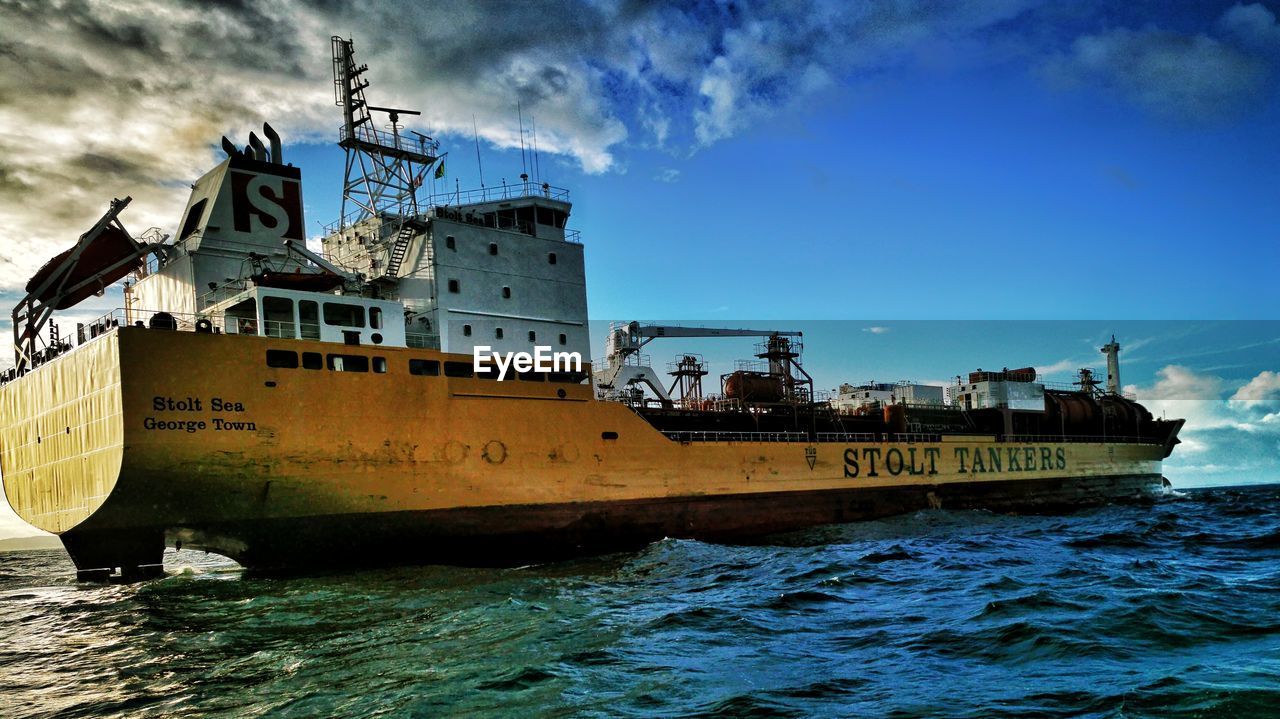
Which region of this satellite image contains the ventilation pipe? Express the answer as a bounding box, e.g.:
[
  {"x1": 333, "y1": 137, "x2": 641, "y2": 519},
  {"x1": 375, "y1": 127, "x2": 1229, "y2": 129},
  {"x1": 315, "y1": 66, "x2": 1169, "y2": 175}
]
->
[{"x1": 220, "y1": 136, "x2": 241, "y2": 158}]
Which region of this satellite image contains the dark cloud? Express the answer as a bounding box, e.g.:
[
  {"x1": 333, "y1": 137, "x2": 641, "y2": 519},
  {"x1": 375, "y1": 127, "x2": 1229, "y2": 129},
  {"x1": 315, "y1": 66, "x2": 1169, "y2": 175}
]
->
[
  {"x1": 1, "y1": 0, "x2": 1277, "y2": 292},
  {"x1": 1044, "y1": 4, "x2": 1278, "y2": 121}
]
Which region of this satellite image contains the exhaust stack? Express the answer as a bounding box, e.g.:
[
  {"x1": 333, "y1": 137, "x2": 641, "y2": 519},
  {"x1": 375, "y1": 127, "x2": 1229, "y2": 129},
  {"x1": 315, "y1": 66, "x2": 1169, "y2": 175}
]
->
[
  {"x1": 248, "y1": 132, "x2": 267, "y2": 162},
  {"x1": 263, "y1": 122, "x2": 283, "y2": 165}
]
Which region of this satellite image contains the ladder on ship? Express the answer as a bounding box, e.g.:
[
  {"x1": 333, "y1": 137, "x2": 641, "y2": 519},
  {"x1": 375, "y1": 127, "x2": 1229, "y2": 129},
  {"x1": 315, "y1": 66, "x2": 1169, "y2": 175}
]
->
[{"x1": 383, "y1": 219, "x2": 424, "y2": 279}]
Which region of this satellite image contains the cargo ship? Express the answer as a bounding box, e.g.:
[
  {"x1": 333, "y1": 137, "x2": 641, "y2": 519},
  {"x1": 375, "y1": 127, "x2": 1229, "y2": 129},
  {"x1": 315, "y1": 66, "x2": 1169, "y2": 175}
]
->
[{"x1": 0, "y1": 38, "x2": 1183, "y2": 581}]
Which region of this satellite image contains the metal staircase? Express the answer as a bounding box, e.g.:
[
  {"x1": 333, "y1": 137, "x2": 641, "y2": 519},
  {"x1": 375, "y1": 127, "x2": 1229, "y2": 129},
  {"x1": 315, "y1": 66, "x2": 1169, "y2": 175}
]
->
[{"x1": 383, "y1": 219, "x2": 425, "y2": 279}]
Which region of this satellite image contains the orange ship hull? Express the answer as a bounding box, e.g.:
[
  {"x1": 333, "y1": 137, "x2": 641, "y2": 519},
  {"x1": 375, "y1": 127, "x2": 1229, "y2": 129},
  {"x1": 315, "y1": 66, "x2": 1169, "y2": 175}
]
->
[{"x1": 2, "y1": 327, "x2": 1170, "y2": 580}]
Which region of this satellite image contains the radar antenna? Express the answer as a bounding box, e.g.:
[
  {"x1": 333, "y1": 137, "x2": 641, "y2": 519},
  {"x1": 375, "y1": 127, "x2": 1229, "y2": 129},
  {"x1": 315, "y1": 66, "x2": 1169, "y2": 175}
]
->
[{"x1": 331, "y1": 36, "x2": 440, "y2": 227}]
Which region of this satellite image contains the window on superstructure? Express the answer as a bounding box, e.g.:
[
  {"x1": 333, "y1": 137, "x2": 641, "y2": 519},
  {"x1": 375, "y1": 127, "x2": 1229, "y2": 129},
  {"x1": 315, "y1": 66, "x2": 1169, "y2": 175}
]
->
[
  {"x1": 444, "y1": 361, "x2": 473, "y2": 378},
  {"x1": 548, "y1": 252, "x2": 557, "y2": 265},
  {"x1": 263, "y1": 296, "x2": 295, "y2": 338},
  {"x1": 225, "y1": 298, "x2": 257, "y2": 335},
  {"x1": 323, "y1": 302, "x2": 365, "y2": 328},
  {"x1": 266, "y1": 350, "x2": 298, "y2": 368},
  {"x1": 370, "y1": 307, "x2": 383, "y2": 330},
  {"x1": 372, "y1": 357, "x2": 387, "y2": 374},
  {"x1": 502, "y1": 286, "x2": 511, "y2": 299},
  {"x1": 327, "y1": 354, "x2": 369, "y2": 372},
  {"x1": 489, "y1": 242, "x2": 498, "y2": 255},
  {"x1": 463, "y1": 325, "x2": 472, "y2": 337},
  {"x1": 445, "y1": 235, "x2": 456, "y2": 250},
  {"x1": 550, "y1": 371, "x2": 587, "y2": 384},
  {"x1": 448, "y1": 279, "x2": 459, "y2": 293},
  {"x1": 299, "y1": 301, "x2": 320, "y2": 340},
  {"x1": 302, "y1": 352, "x2": 322, "y2": 370},
  {"x1": 515, "y1": 206, "x2": 535, "y2": 234},
  {"x1": 528, "y1": 331, "x2": 536, "y2": 342},
  {"x1": 559, "y1": 333, "x2": 567, "y2": 346},
  {"x1": 409, "y1": 359, "x2": 440, "y2": 376},
  {"x1": 495, "y1": 328, "x2": 504, "y2": 339},
  {"x1": 178, "y1": 198, "x2": 207, "y2": 241}
]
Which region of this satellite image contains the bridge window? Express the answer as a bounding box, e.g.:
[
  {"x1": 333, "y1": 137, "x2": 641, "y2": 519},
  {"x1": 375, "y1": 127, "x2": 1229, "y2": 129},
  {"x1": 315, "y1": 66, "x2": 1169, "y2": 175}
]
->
[
  {"x1": 327, "y1": 354, "x2": 369, "y2": 372},
  {"x1": 409, "y1": 359, "x2": 440, "y2": 376},
  {"x1": 323, "y1": 302, "x2": 365, "y2": 328},
  {"x1": 448, "y1": 279, "x2": 459, "y2": 293},
  {"x1": 266, "y1": 350, "x2": 298, "y2": 368}
]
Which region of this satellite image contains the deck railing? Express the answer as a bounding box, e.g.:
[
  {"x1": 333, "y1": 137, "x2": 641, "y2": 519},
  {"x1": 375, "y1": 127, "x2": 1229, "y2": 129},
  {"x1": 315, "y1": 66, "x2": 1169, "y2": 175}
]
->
[{"x1": 662, "y1": 430, "x2": 1161, "y2": 444}]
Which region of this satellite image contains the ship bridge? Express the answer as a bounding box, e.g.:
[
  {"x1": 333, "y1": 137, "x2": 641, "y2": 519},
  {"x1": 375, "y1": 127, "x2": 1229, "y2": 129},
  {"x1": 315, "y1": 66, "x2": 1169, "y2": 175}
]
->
[{"x1": 319, "y1": 180, "x2": 587, "y2": 361}]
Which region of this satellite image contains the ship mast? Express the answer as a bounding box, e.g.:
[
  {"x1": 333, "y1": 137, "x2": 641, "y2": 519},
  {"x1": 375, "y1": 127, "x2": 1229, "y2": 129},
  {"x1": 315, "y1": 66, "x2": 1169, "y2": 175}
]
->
[{"x1": 331, "y1": 36, "x2": 440, "y2": 228}]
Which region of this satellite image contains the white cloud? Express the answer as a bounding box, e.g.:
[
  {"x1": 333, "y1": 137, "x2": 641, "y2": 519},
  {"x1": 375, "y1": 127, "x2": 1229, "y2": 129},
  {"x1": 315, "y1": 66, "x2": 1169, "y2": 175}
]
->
[
  {"x1": 1126, "y1": 366, "x2": 1280, "y2": 486},
  {"x1": 654, "y1": 168, "x2": 681, "y2": 183},
  {"x1": 1036, "y1": 357, "x2": 1083, "y2": 375},
  {"x1": 1231, "y1": 370, "x2": 1280, "y2": 402}
]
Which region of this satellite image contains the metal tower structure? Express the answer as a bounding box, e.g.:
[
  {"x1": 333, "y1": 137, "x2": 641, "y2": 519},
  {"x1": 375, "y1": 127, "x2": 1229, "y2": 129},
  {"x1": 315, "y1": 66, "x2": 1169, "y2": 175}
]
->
[
  {"x1": 667, "y1": 354, "x2": 708, "y2": 404},
  {"x1": 1101, "y1": 336, "x2": 1121, "y2": 395},
  {"x1": 755, "y1": 334, "x2": 814, "y2": 403},
  {"x1": 331, "y1": 36, "x2": 440, "y2": 228}
]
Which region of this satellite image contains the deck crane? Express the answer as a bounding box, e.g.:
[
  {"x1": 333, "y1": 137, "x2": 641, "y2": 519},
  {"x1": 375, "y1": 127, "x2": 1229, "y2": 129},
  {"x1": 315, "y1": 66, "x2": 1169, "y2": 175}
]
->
[{"x1": 594, "y1": 321, "x2": 805, "y2": 404}]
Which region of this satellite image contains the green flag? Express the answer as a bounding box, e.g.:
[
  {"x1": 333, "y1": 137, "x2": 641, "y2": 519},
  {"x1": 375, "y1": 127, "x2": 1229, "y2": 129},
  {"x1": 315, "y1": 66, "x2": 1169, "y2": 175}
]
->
[{"x1": 434, "y1": 158, "x2": 445, "y2": 179}]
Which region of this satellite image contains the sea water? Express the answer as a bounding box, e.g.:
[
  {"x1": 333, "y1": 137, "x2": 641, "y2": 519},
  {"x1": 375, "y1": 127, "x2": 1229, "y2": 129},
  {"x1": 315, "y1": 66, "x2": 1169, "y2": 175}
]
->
[{"x1": 1, "y1": 485, "x2": 1277, "y2": 718}]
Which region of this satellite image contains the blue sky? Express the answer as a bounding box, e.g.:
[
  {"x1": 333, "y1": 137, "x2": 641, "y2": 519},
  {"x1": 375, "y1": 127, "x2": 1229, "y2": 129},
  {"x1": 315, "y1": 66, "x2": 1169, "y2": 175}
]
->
[{"x1": 1, "y1": 1, "x2": 1279, "y2": 537}]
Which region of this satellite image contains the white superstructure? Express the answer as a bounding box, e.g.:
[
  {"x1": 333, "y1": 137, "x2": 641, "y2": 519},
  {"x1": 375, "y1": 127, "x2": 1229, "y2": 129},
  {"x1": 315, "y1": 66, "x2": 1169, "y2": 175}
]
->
[
  {"x1": 830, "y1": 381, "x2": 946, "y2": 413},
  {"x1": 319, "y1": 190, "x2": 589, "y2": 359},
  {"x1": 950, "y1": 368, "x2": 1046, "y2": 411}
]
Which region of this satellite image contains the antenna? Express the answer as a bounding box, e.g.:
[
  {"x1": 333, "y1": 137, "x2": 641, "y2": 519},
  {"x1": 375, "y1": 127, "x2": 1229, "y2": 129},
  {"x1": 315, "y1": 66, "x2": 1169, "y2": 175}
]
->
[
  {"x1": 517, "y1": 101, "x2": 528, "y2": 179},
  {"x1": 473, "y1": 114, "x2": 485, "y2": 188},
  {"x1": 330, "y1": 36, "x2": 438, "y2": 227},
  {"x1": 531, "y1": 116, "x2": 541, "y2": 184}
]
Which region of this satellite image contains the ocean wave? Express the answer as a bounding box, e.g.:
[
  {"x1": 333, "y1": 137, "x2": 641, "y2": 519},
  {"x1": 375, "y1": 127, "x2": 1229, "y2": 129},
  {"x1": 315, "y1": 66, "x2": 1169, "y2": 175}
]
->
[{"x1": 2, "y1": 484, "x2": 1278, "y2": 718}]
